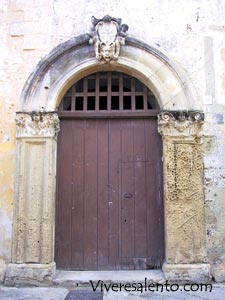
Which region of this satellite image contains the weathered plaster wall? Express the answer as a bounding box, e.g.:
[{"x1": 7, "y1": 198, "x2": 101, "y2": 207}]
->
[{"x1": 0, "y1": 0, "x2": 225, "y2": 280}]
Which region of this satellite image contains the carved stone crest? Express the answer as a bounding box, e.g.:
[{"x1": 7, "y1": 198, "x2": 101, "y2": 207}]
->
[
  {"x1": 15, "y1": 112, "x2": 60, "y2": 138},
  {"x1": 89, "y1": 15, "x2": 129, "y2": 62}
]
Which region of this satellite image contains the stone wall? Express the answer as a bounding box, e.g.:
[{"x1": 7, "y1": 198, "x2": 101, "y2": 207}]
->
[{"x1": 0, "y1": 0, "x2": 225, "y2": 282}]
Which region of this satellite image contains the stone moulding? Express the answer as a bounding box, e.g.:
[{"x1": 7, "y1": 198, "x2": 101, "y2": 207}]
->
[
  {"x1": 5, "y1": 263, "x2": 56, "y2": 286},
  {"x1": 15, "y1": 112, "x2": 60, "y2": 138},
  {"x1": 158, "y1": 110, "x2": 204, "y2": 136},
  {"x1": 163, "y1": 263, "x2": 211, "y2": 284},
  {"x1": 18, "y1": 33, "x2": 199, "y2": 111},
  {"x1": 89, "y1": 15, "x2": 129, "y2": 62}
]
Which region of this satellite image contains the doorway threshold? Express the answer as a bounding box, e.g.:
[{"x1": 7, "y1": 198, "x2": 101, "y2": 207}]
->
[{"x1": 52, "y1": 270, "x2": 165, "y2": 287}]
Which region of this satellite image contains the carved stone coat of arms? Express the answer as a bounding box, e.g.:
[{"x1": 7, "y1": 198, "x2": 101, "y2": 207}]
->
[{"x1": 89, "y1": 15, "x2": 129, "y2": 62}]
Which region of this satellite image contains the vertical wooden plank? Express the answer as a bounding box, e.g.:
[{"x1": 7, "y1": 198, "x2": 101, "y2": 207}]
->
[
  {"x1": 83, "y1": 120, "x2": 98, "y2": 270},
  {"x1": 97, "y1": 120, "x2": 109, "y2": 269},
  {"x1": 71, "y1": 120, "x2": 85, "y2": 269},
  {"x1": 96, "y1": 73, "x2": 100, "y2": 111},
  {"x1": 71, "y1": 85, "x2": 76, "y2": 111},
  {"x1": 131, "y1": 78, "x2": 135, "y2": 111},
  {"x1": 145, "y1": 118, "x2": 164, "y2": 267},
  {"x1": 143, "y1": 87, "x2": 148, "y2": 110},
  {"x1": 55, "y1": 120, "x2": 73, "y2": 269},
  {"x1": 119, "y1": 74, "x2": 123, "y2": 110},
  {"x1": 133, "y1": 120, "x2": 147, "y2": 258},
  {"x1": 145, "y1": 160, "x2": 157, "y2": 267},
  {"x1": 145, "y1": 119, "x2": 156, "y2": 267},
  {"x1": 83, "y1": 78, "x2": 88, "y2": 111},
  {"x1": 108, "y1": 120, "x2": 121, "y2": 269},
  {"x1": 107, "y1": 72, "x2": 112, "y2": 110},
  {"x1": 120, "y1": 120, "x2": 135, "y2": 269}
]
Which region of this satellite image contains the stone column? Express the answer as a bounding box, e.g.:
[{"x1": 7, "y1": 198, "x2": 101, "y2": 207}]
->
[
  {"x1": 5, "y1": 112, "x2": 60, "y2": 286},
  {"x1": 158, "y1": 111, "x2": 211, "y2": 283}
]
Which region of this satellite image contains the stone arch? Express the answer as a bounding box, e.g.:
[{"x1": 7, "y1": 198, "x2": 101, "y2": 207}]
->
[{"x1": 19, "y1": 35, "x2": 200, "y2": 112}]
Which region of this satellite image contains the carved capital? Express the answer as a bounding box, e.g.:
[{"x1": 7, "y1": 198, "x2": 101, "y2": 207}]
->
[
  {"x1": 158, "y1": 111, "x2": 204, "y2": 137},
  {"x1": 89, "y1": 15, "x2": 129, "y2": 62},
  {"x1": 15, "y1": 112, "x2": 60, "y2": 138}
]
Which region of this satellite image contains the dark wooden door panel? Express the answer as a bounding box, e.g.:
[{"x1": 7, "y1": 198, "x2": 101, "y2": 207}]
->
[
  {"x1": 133, "y1": 120, "x2": 147, "y2": 259},
  {"x1": 55, "y1": 120, "x2": 73, "y2": 269},
  {"x1": 108, "y1": 121, "x2": 121, "y2": 269},
  {"x1": 83, "y1": 120, "x2": 98, "y2": 270},
  {"x1": 55, "y1": 118, "x2": 164, "y2": 270},
  {"x1": 97, "y1": 120, "x2": 109, "y2": 270},
  {"x1": 120, "y1": 121, "x2": 135, "y2": 269},
  {"x1": 71, "y1": 120, "x2": 85, "y2": 269},
  {"x1": 145, "y1": 119, "x2": 164, "y2": 268}
]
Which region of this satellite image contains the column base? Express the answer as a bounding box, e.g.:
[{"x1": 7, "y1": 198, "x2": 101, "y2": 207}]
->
[
  {"x1": 211, "y1": 260, "x2": 225, "y2": 283},
  {"x1": 163, "y1": 263, "x2": 211, "y2": 283},
  {"x1": 4, "y1": 262, "x2": 56, "y2": 286}
]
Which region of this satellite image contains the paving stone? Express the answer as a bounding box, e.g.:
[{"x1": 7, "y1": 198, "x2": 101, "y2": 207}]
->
[
  {"x1": 53, "y1": 270, "x2": 165, "y2": 287},
  {"x1": 184, "y1": 284, "x2": 225, "y2": 300},
  {"x1": 104, "y1": 284, "x2": 225, "y2": 300},
  {"x1": 1, "y1": 284, "x2": 225, "y2": 300},
  {"x1": 64, "y1": 290, "x2": 103, "y2": 300},
  {"x1": 0, "y1": 286, "x2": 69, "y2": 300}
]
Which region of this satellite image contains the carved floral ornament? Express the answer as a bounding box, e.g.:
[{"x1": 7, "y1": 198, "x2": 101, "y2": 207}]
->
[
  {"x1": 158, "y1": 111, "x2": 204, "y2": 136},
  {"x1": 89, "y1": 15, "x2": 129, "y2": 62},
  {"x1": 15, "y1": 112, "x2": 60, "y2": 138}
]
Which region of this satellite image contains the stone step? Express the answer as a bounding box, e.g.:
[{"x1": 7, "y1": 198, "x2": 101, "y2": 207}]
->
[{"x1": 52, "y1": 270, "x2": 165, "y2": 288}]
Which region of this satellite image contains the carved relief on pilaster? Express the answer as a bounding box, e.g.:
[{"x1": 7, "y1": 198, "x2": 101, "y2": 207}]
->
[
  {"x1": 89, "y1": 15, "x2": 129, "y2": 62},
  {"x1": 158, "y1": 111, "x2": 204, "y2": 137},
  {"x1": 159, "y1": 110, "x2": 206, "y2": 264},
  {"x1": 15, "y1": 112, "x2": 60, "y2": 138}
]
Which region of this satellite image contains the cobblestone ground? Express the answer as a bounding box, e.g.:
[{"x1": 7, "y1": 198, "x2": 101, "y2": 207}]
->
[{"x1": 1, "y1": 284, "x2": 225, "y2": 300}]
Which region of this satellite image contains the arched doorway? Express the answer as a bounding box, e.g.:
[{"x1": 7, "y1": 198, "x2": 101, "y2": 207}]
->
[
  {"x1": 7, "y1": 34, "x2": 209, "y2": 285},
  {"x1": 55, "y1": 71, "x2": 164, "y2": 270}
]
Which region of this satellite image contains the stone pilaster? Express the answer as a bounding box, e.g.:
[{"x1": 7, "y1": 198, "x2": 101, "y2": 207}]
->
[
  {"x1": 5, "y1": 112, "x2": 59, "y2": 286},
  {"x1": 158, "y1": 111, "x2": 211, "y2": 282}
]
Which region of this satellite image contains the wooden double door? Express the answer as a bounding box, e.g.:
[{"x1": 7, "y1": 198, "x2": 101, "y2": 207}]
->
[{"x1": 55, "y1": 117, "x2": 164, "y2": 270}]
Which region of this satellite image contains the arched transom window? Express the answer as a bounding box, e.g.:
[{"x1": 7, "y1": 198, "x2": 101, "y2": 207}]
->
[{"x1": 59, "y1": 71, "x2": 159, "y2": 117}]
